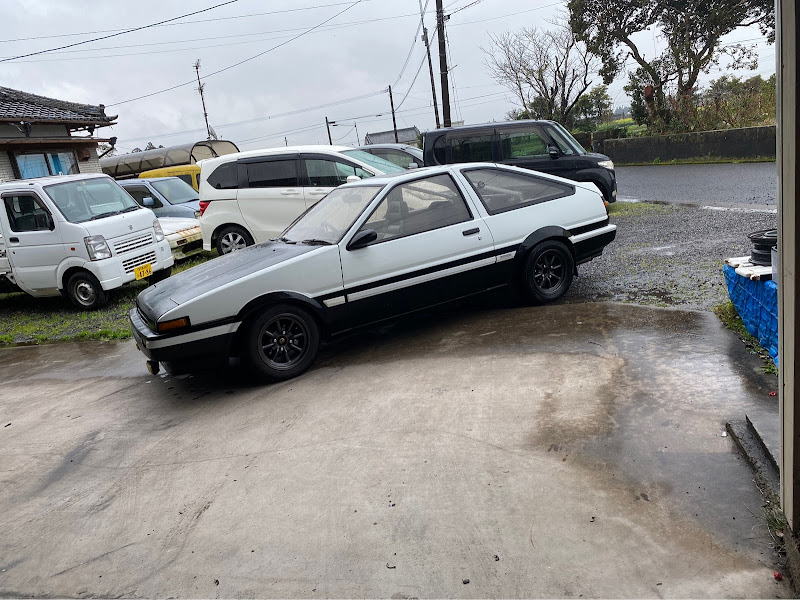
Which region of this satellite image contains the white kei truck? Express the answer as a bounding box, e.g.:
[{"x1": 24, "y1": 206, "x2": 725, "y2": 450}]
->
[{"x1": 0, "y1": 173, "x2": 173, "y2": 310}]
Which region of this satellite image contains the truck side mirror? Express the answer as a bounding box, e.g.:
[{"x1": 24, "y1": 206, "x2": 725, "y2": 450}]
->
[
  {"x1": 142, "y1": 196, "x2": 155, "y2": 207},
  {"x1": 548, "y1": 146, "x2": 560, "y2": 159}
]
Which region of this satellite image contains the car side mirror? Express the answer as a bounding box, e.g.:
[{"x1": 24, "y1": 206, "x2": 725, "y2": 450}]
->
[
  {"x1": 548, "y1": 147, "x2": 559, "y2": 159},
  {"x1": 408, "y1": 162, "x2": 419, "y2": 169},
  {"x1": 142, "y1": 196, "x2": 155, "y2": 207},
  {"x1": 347, "y1": 229, "x2": 377, "y2": 250},
  {"x1": 346, "y1": 175, "x2": 362, "y2": 184}
]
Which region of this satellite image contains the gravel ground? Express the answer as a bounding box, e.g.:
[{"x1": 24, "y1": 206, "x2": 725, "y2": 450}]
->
[{"x1": 566, "y1": 202, "x2": 777, "y2": 310}]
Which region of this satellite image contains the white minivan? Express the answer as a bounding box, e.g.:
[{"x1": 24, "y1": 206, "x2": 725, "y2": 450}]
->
[
  {"x1": 198, "y1": 145, "x2": 405, "y2": 255},
  {"x1": 0, "y1": 173, "x2": 173, "y2": 310}
]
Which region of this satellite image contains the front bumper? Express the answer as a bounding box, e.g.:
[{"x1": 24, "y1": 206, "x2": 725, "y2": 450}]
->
[{"x1": 129, "y1": 307, "x2": 240, "y2": 364}]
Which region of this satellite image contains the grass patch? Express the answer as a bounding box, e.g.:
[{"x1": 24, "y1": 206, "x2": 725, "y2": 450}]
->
[
  {"x1": 617, "y1": 156, "x2": 775, "y2": 167},
  {"x1": 0, "y1": 252, "x2": 215, "y2": 346},
  {"x1": 712, "y1": 301, "x2": 778, "y2": 375},
  {"x1": 607, "y1": 201, "x2": 675, "y2": 217}
]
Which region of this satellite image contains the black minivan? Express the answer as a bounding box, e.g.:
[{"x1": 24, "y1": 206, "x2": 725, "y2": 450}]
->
[{"x1": 422, "y1": 120, "x2": 617, "y2": 203}]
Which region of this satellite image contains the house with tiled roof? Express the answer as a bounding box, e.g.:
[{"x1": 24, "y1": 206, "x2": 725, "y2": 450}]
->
[{"x1": 0, "y1": 86, "x2": 117, "y2": 181}]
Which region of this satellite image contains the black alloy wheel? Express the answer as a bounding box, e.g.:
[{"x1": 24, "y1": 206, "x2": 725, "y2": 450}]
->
[
  {"x1": 522, "y1": 240, "x2": 574, "y2": 304},
  {"x1": 245, "y1": 304, "x2": 320, "y2": 380}
]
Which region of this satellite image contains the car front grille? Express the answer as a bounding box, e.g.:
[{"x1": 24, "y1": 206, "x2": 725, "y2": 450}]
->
[
  {"x1": 114, "y1": 232, "x2": 153, "y2": 255},
  {"x1": 122, "y1": 251, "x2": 157, "y2": 274}
]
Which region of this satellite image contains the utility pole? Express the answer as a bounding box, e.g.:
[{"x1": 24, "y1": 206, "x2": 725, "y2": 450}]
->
[
  {"x1": 194, "y1": 60, "x2": 213, "y2": 140},
  {"x1": 420, "y1": 0, "x2": 441, "y2": 129},
  {"x1": 435, "y1": 0, "x2": 451, "y2": 127},
  {"x1": 325, "y1": 117, "x2": 332, "y2": 144},
  {"x1": 389, "y1": 85, "x2": 399, "y2": 143}
]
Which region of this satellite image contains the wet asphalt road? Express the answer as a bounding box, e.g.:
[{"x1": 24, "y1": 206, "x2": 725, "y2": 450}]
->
[
  {"x1": 567, "y1": 202, "x2": 777, "y2": 310},
  {"x1": 616, "y1": 162, "x2": 777, "y2": 206}
]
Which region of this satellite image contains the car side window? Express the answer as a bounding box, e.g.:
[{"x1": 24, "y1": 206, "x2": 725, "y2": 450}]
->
[
  {"x1": 305, "y1": 159, "x2": 371, "y2": 187},
  {"x1": 463, "y1": 168, "x2": 574, "y2": 215},
  {"x1": 125, "y1": 186, "x2": 163, "y2": 208},
  {"x1": 450, "y1": 135, "x2": 494, "y2": 162},
  {"x1": 359, "y1": 174, "x2": 471, "y2": 243},
  {"x1": 499, "y1": 130, "x2": 550, "y2": 159},
  {"x1": 246, "y1": 159, "x2": 299, "y2": 188},
  {"x1": 3, "y1": 194, "x2": 52, "y2": 232},
  {"x1": 207, "y1": 162, "x2": 238, "y2": 190},
  {"x1": 371, "y1": 149, "x2": 414, "y2": 169},
  {"x1": 176, "y1": 174, "x2": 193, "y2": 186}
]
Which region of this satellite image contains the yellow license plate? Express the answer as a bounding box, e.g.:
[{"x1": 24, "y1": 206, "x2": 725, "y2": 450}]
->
[{"x1": 134, "y1": 263, "x2": 153, "y2": 280}]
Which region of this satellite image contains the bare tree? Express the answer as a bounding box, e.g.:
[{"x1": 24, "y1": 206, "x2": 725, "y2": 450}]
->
[{"x1": 483, "y1": 18, "x2": 597, "y2": 124}]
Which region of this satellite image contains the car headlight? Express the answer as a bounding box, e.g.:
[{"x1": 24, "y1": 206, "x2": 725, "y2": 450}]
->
[
  {"x1": 153, "y1": 219, "x2": 165, "y2": 242},
  {"x1": 598, "y1": 160, "x2": 614, "y2": 171},
  {"x1": 84, "y1": 235, "x2": 112, "y2": 261}
]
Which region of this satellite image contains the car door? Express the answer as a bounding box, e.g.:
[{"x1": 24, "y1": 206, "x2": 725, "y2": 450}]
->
[
  {"x1": 300, "y1": 155, "x2": 374, "y2": 208},
  {"x1": 122, "y1": 184, "x2": 166, "y2": 217},
  {"x1": 236, "y1": 155, "x2": 303, "y2": 242},
  {"x1": 0, "y1": 192, "x2": 63, "y2": 292},
  {"x1": 338, "y1": 173, "x2": 496, "y2": 328}
]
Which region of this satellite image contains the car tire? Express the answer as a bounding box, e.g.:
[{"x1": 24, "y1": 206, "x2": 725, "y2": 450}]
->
[
  {"x1": 148, "y1": 266, "x2": 172, "y2": 284},
  {"x1": 521, "y1": 240, "x2": 574, "y2": 304},
  {"x1": 244, "y1": 304, "x2": 320, "y2": 381},
  {"x1": 216, "y1": 225, "x2": 254, "y2": 255},
  {"x1": 66, "y1": 271, "x2": 108, "y2": 311}
]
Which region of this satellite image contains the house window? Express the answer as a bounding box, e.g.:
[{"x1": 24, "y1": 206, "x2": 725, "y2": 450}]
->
[{"x1": 14, "y1": 151, "x2": 79, "y2": 179}]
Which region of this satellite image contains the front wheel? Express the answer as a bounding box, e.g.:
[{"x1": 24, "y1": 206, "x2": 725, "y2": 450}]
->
[
  {"x1": 521, "y1": 240, "x2": 574, "y2": 304},
  {"x1": 148, "y1": 266, "x2": 172, "y2": 284},
  {"x1": 216, "y1": 225, "x2": 254, "y2": 256},
  {"x1": 66, "y1": 271, "x2": 108, "y2": 310},
  {"x1": 243, "y1": 304, "x2": 320, "y2": 381}
]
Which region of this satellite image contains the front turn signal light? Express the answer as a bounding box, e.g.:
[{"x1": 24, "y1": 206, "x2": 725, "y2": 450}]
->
[{"x1": 157, "y1": 317, "x2": 190, "y2": 333}]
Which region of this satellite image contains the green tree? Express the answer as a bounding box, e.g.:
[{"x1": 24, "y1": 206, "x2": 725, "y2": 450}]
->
[
  {"x1": 568, "y1": 0, "x2": 774, "y2": 129},
  {"x1": 572, "y1": 85, "x2": 613, "y2": 129}
]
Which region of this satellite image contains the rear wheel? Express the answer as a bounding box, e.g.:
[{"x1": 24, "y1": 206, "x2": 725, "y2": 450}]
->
[
  {"x1": 244, "y1": 304, "x2": 320, "y2": 381},
  {"x1": 66, "y1": 271, "x2": 108, "y2": 310},
  {"x1": 216, "y1": 225, "x2": 254, "y2": 256},
  {"x1": 521, "y1": 240, "x2": 574, "y2": 304}
]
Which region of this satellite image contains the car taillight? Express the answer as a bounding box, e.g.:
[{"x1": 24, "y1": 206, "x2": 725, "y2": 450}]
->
[{"x1": 198, "y1": 200, "x2": 210, "y2": 216}]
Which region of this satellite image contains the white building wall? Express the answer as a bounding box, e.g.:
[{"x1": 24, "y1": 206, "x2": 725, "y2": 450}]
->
[
  {"x1": 77, "y1": 147, "x2": 102, "y2": 175},
  {"x1": 0, "y1": 152, "x2": 15, "y2": 182}
]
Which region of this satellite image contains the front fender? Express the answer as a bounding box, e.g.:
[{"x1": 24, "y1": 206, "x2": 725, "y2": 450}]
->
[
  {"x1": 237, "y1": 291, "x2": 329, "y2": 329},
  {"x1": 56, "y1": 256, "x2": 91, "y2": 290}
]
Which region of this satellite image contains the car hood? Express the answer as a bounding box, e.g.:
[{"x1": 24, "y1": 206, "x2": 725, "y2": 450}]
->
[
  {"x1": 81, "y1": 208, "x2": 156, "y2": 240},
  {"x1": 159, "y1": 217, "x2": 200, "y2": 235},
  {"x1": 136, "y1": 241, "x2": 319, "y2": 321}
]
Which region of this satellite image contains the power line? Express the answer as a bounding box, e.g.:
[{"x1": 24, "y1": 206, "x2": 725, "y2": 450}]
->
[
  {"x1": 0, "y1": 0, "x2": 240, "y2": 63},
  {"x1": 0, "y1": 1, "x2": 376, "y2": 44},
  {"x1": 107, "y1": 1, "x2": 365, "y2": 107},
  {"x1": 449, "y1": 2, "x2": 563, "y2": 26},
  {"x1": 392, "y1": 0, "x2": 429, "y2": 87}
]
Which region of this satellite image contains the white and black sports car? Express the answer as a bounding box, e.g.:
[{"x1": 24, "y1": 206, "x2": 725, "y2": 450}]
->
[{"x1": 130, "y1": 163, "x2": 616, "y2": 380}]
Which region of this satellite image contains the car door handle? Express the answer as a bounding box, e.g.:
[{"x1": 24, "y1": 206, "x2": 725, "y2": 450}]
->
[
  {"x1": 462, "y1": 228, "x2": 480, "y2": 236},
  {"x1": 280, "y1": 190, "x2": 300, "y2": 196},
  {"x1": 8, "y1": 237, "x2": 19, "y2": 243},
  {"x1": 308, "y1": 189, "x2": 328, "y2": 195}
]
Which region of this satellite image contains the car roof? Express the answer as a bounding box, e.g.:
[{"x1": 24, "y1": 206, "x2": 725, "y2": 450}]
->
[
  {"x1": 199, "y1": 145, "x2": 355, "y2": 168},
  {"x1": 357, "y1": 143, "x2": 420, "y2": 151},
  {"x1": 0, "y1": 172, "x2": 110, "y2": 188},
  {"x1": 424, "y1": 120, "x2": 556, "y2": 136},
  {"x1": 120, "y1": 177, "x2": 178, "y2": 184}
]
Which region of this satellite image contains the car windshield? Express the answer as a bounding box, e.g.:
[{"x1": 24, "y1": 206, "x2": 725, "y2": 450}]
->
[
  {"x1": 281, "y1": 185, "x2": 383, "y2": 244},
  {"x1": 150, "y1": 178, "x2": 199, "y2": 204},
  {"x1": 341, "y1": 150, "x2": 406, "y2": 174},
  {"x1": 544, "y1": 123, "x2": 587, "y2": 155},
  {"x1": 45, "y1": 178, "x2": 140, "y2": 224}
]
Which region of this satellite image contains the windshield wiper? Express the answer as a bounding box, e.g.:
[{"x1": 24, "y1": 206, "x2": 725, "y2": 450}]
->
[
  {"x1": 120, "y1": 205, "x2": 140, "y2": 213},
  {"x1": 300, "y1": 239, "x2": 333, "y2": 246},
  {"x1": 273, "y1": 236, "x2": 296, "y2": 244},
  {"x1": 89, "y1": 211, "x2": 119, "y2": 220}
]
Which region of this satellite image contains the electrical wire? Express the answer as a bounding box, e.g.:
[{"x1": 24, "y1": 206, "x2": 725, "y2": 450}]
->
[
  {"x1": 107, "y1": 1, "x2": 365, "y2": 107},
  {"x1": 392, "y1": 0, "x2": 429, "y2": 87},
  {"x1": 0, "y1": 0, "x2": 377, "y2": 44},
  {"x1": 0, "y1": 0, "x2": 240, "y2": 63}
]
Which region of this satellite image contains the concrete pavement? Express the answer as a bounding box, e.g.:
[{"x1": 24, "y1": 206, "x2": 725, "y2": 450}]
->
[{"x1": 0, "y1": 302, "x2": 790, "y2": 598}]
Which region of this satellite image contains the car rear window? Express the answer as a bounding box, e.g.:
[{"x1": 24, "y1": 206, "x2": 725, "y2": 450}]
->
[
  {"x1": 450, "y1": 135, "x2": 494, "y2": 162},
  {"x1": 207, "y1": 162, "x2": 238, "y2": 190},
  {"x1": 463, "y1": 168, "x2": 574, "y2": 215}
]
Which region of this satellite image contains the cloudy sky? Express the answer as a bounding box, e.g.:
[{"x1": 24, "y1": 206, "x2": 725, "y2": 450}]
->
[{"x1": 0, "y1": 0, "x2": 776, "y2": 153}]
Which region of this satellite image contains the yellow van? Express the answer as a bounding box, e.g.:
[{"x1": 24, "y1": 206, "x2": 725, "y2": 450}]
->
[{"x1": 139, "y1": 165, "x2": 201, "y2": 191}]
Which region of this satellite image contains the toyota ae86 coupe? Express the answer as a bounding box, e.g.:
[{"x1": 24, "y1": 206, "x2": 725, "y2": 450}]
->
[{"x1": 130, "y1": 163, "x2": 616, "y2": 380}]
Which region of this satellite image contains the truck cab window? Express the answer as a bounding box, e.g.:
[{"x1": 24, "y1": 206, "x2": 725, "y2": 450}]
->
[{"x1": 3, "y1": 195, "x2": 52, "y2": 232}]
